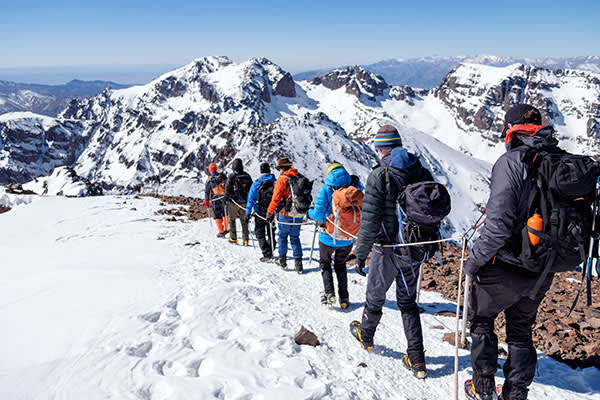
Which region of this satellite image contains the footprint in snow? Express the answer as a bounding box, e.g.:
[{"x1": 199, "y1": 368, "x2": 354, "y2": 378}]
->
[
  {"x1": 138, "y1": 381, "x2": 173, "y2": 400},
  {"x1": 196, "y1": 358, "x2": 215, "y2": 377},
  {"x1": 126, "y1": 341, "x2": 153, "y2": 358},
  {"x1": 154, "y1": 321, "x2": 190, "y2": 337},
  {"x1": 139, "y1": 312, "x2": 161, "y2": 323},
  {"x1": 153, "y1": 360, "x2": 187, "y2": 377}
]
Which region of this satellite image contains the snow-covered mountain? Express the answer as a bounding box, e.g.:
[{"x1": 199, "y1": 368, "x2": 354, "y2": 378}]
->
[{"x1": 0, "y1": 79, "x2": 130, "y2": 116}]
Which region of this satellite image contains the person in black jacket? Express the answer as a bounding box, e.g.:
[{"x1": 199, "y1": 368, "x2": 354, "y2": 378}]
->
[
  {"x1": 349, "y1": 125, "x2": 433, "y2": 379},
  {"x1": 463, "y1": 105, "x2": 558, "y2": 400},
  {"x1": 224, "y1": 158, "x2": 253, "y2": 245}
]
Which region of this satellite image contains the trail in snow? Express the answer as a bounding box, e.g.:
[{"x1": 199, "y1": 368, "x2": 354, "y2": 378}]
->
[{"x1": 0, "y1": 196, "x2": 599, "y2": 399}]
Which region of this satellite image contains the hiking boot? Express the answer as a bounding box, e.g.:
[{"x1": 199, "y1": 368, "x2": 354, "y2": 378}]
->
[
  {"x1": 216, "y1": 232, "x2": 226, "y2": 238},
  {"x1": 275, "y1": 256, "x2": 287, "y2": 269},
  {"x1": 464, "y1": 380, "x2": 503, "y2": 400},
  {"x1": 339, "y1": 298, "x2": 349, "y2": 310},
  {"x1": 295, "y1": 258, "x2": 303, "y2": 274},
  {"x1": 401, "y1": 355, "x2": 427, "y2": 379},
  {"x1": 228, "y1": 238, "x2": 238, "y2": 245},
  {"x1": 320, "y1": 292, "x2": 335, "y2": 306},
  {"x1": 259, "y1": 256, "x2": 272, "y2": 263},
  {"x1": 243, "y1": 240, "x2": 249, "y2": 246},
  {"x1": 349, "y1": 320, "x2": 373, "y2": 351}
]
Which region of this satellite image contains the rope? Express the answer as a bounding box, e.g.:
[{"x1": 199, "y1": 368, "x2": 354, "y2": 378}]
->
[
  {"x1": 325, "y1": 217, "x2": 359, "y2": 239},
  {"x1": 375, "y1": 236, "x2": 461, "y2": 248},
  {"x1": 454, "y1": 237, "x2": 468, "y2": 400},
  {"x1": 230, "y1": 199, "x2": 311, "y2": 226}
]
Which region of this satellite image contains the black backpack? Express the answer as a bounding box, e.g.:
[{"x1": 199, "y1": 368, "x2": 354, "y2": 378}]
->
[
  {"x1": 233, "y1": 173, "x2": 253, "y2": 203},
  {"x1": 517, "y1": 150, "x2": 600, "y2": 297},
  {"x1": 257, "y1": 180, "x2": 275, "y2": 215},
  {"x1": 388, "y1": 170, "x2": 452, "y2": 262},
  {"x1": 285, "y1": 174, "x2": 313, "y2": 217}
]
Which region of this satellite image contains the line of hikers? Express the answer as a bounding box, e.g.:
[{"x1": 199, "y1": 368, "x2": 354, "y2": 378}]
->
[{"x1": 203, "y1": 105, "x2": 600, "y2": 400}]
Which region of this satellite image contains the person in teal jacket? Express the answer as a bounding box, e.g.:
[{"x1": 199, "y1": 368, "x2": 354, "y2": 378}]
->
[{"x1": 308, "y1": 162, "x2": 364, "y2": 308}]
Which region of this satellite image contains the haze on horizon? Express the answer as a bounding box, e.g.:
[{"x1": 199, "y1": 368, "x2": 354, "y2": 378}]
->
[{"x1": 2, "y1": 0, "x2": 599, "y2": 84}]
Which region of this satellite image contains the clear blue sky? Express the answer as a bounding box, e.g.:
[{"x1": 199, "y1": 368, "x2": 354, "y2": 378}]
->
[{"x1": 1, "y1": 0, "x2": 598, "y2": 75}]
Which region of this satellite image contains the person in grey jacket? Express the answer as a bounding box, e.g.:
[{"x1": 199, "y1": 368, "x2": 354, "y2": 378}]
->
[
  {"x1": 463, "y1": 105, "x2": 558, "y2": 400},
  {"x1": 350, "y1": 125, "x2": 433, "y2": 379}
]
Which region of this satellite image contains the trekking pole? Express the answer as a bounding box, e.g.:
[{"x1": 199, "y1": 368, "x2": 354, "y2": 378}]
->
[
  {"x1": 454, "y1": 237, "x2": 467, "y2": 400},
  {"x1": 309, "y1": 221, "x2": 318, "y2": 266},
  {"x1": 415, "y1": 263, "x2": 424, "y2": 305},
  {"x1": 586, "y1": 177, "x2": 600, "y2": 306},
  {"x1": 461, "y1": 274, "x2": 471, "y2": 348},
  {"x1": 207, "y1": 206, "x2": 214, "y2": 233}
]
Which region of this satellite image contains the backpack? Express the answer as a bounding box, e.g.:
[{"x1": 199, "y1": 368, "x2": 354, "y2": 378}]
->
[
  {"x1": 284, "y1": 174, "x2": 313, "y2": 217},
  {"x1": 388, "y1": 170, "x2": 452, "y2": 262},
  {"x1": 232, "y1": 173, "x2": 253, "y2": 203},
  {"x1": 326, "y1": 185, "x2": 364, "y2": 241},
  {"x1": 210, "y1": 173, "x2": 226, "y2": 197},
  {"x1": 257, "y1": 180, "x2": 275, "y2": 215},
  {"x1": 516, "y1": 150, "x2": 600, "y2": 297}
]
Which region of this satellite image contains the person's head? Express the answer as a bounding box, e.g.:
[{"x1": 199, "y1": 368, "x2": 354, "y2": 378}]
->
[
  {"x1": 326, "y1": 161, "x2": 344, "y2": 176},
  {"x1": 232, "y1": 158, "x2": 243, "y2": 173},
  {"x1": 276, "y1": 157, "x2": 293, "y2": 172},
  {"x1": 502, "y1": 104, "x2": 542, "y2": 136},
  {"x1": 208, "y1": 163, "x2": 218, "y2": 174},
  {"x1": 260, "y1": 162, "x2": 271, "y2": 175},
  {"x1": 374, "y1": 125, "x2": 403, "y2": 158}
]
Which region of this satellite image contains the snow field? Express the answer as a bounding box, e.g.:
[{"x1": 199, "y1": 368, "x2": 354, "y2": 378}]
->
[{"x1": 0, "y1": 196, "x2": 599, "y2": 399}]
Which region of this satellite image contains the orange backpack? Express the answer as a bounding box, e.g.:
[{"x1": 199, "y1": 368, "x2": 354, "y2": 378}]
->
[
  {"x1": 326, "y1": 186, "x2": 363, "y2": 241},
  {"x1": 210, "y1": 174, "x2": 226, "y2": 197}
]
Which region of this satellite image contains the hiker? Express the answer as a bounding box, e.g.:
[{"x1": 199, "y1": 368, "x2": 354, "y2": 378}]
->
[
  {"x1": 245, "y1": 162, "x2": 277, "y2": 262},
  {"x1": 349, "y1": 125, "x2": 434, "y2": 380},
  {"x1": 204, "y1": 162, "x2": 228, "y2": 238},
  {"x1": 462, "y1": 104, "x2": 596, "y2": 400},
  {"x1": 266, "y1": 157, "x2": 313, "y2": 273},
  {"x1": 224, "y1": 158, "x2": 253, "y2": 245},
  {"x1": 308, "y1": 162, "x2": 364, "y2": 309}
]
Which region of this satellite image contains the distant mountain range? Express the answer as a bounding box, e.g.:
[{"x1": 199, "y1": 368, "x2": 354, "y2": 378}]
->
[
  {"x1": 0, "y1": 79, "x2": 130, "y2": 116},
  {"x1": 295, "y1": 55, "x2": 600, "y2": 88}
]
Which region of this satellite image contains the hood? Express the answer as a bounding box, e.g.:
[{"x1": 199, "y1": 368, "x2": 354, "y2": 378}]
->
[
  {"x1": 283, "y1": 168, "x2": 298, "y2": 177},
  {"x1": 325, "y1": 167, "x2": 351, "y2": 188},
  {"x1": 257, "y1": 173, "x2": 276, "y2": 183},
  {"x1": 505, "y1": 125, "x2": 559, "y2": 151},
  {"x1": 232, "y1": 158, "x2": 244, "y2": 172},
  {"x1": 381, "y1": 147, "x2": 417, "y2": 170}
]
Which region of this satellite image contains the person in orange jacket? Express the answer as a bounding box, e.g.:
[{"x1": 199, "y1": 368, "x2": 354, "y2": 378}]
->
[
  {"x1": 266, "y1": 157, "x2": 305, "y2": 273},
  {"x1": 204, "y1": 163, "x2": 228, "y2": 238}
]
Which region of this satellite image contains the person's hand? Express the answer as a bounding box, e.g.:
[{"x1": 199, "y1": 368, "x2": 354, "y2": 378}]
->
[
  {"x1": 244, "y1": 214, "x2": 251, "y2": 225},
  {"x1": 266, "y1": 213, "x2": 275, "y2": 223},
  {"x1": 204, "y1": 200, "x2": 210, "y2": 208},
  {"x1": 356, "y1": 259, "x2": 367, "y2": 277}
]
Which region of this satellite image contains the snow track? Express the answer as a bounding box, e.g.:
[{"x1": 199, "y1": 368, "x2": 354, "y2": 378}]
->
[{"x1": 1, "y1": 196, "x2": 598, "y2": 399}]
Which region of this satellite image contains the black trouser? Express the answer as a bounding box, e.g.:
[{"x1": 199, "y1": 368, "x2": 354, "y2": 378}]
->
[
  {"x1": 360, "y1": 246, "x2": 424, "y2": 364},
  {"x1": 468, "y1": 260, "x2": 554, "y2": 398},
  {"x1": 254, "y1": 215, "x2": 275, "y2": 258},
  {"x1": 319, "y1": 242, "x2": 352, "y2": 300}
]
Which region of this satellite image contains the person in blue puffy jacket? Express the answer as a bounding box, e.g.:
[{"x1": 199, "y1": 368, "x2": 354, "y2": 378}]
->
[
  {"x1": 245, "y1": 162, "x2": 277, "y2": 262},
  {"x1": 308, "y1": 162, "x2": 364, "y2": 309}
]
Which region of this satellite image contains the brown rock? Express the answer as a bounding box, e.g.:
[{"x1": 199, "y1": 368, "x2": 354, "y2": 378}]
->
[
  {"x1": 294, "y1": 326, "x2": 320, "y2": 347},
  {"x1": 443, "y1": 332, "x2": 468, "y2": 348},
  {"x1": 358, "y1": 362, "x2": 368, "y2": 368}
]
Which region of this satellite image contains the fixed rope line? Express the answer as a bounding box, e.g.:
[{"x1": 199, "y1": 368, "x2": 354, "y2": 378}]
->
[{"x1": 230, "y1": 199, "x2": 311, "y2": 226}]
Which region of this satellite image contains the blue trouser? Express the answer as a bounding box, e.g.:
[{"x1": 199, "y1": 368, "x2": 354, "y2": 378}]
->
[{"x1": 277, "y1": 214, "x2": 303, "y2": 259}]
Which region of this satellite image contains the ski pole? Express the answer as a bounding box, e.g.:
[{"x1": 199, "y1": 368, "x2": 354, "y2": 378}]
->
[
  {"x1": 454, "y1": 237, "x2": 467, "y2": 400},
  {"x1": 309, "y1": 222, "x2": 318, "y2": 266},
  {"x1": 207, "y1": 206, "x2": 214, "y2": 233},
  {"x1": 415, "y1": 263, "x2": 424, "y2": 305},
  {"x1": 269, "y1": 220, "x2": 276, "y2": 257},
  {"x1": 461, "y1": 274, "x2": 472, "y2": 348}
]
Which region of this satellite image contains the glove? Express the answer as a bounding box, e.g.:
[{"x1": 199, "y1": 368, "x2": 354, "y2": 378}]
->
[
  {"x1": 244, "y1": 214, "x2": 251, "y2": 225},
  {"x1": 356, "y1": 259, "x2": 367, "y2": 277},
  {"x1": 204, "y1": 200, "x2": 210, "y2": 208},
  {"x1": 266, "y1": 213, "x2": 275, "y2": 223}
]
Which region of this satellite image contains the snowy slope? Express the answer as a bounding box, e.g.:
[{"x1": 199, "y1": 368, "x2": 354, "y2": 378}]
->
[{"x1": 1, "y1": 196, "x2": 598, "y2": 399}]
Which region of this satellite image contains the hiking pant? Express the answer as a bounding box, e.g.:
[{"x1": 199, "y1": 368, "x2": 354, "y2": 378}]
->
[
  {"x1": 319, "y1": 242, "x2": 352, "y2": 300},
  {"x1": 360, "y1": 246, "x2": 424, "y2": 364},
  {"x1": 468, "y1": 260, "x2": 554, "y2": 398},
  {"x1": 277, "y1": 214, "x2": 303, "y2": 259},
  {"x1": 227, "y1": 200, "x2": 249, "y2": 242},
  {"x1": 210, "y1": 198, "x2": 226, "y2": 219},
  {"x1": 255, "y1": 214, "x2": 275, "y2": 258}
]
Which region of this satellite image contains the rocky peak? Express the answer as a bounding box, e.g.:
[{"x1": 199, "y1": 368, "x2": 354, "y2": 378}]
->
[{"x1": 312, "y1": 66, "x2": 388, "y2": 101}]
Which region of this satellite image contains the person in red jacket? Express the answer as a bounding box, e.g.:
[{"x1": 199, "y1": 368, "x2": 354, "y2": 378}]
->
[
  {"x1": 266, "y1": 157, "x2": 304, "y2": 273},
  {"x1": 204, "y1": 163, "x2": 228, "y2": 237}
]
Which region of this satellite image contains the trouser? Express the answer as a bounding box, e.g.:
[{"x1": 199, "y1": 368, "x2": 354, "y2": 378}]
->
[
  {"x1": 227, "y1": 201, "x2": 249, "y2": 242},
  {"x1": 360, "y1": 246, "x2": 424, "y2": 364},
  {"x1": 319, "y1": 242, "x2": 352, "y2": 300},
  {"x1": 468, "y1": 260, "x2": 554, "y2": 398},
  {"x1": 277, "y1": 214, "x2": 303, "y2": 259},
  {"x1": 255, "y1": 215, "x2": 275, "y2": 258},
  {"x1": 210, "y1": 199, "x2": 227, "y2": 234}
]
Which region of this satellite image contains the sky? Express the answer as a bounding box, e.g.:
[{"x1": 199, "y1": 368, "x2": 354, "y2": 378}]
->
[{"x1": 1, "y1": 0, "x2": 599, "y2": 83}]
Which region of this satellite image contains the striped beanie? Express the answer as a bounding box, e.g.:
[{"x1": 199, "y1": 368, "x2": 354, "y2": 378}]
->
[{"x1": 374, "y1": 125, "x2": 402, "y2": 150}]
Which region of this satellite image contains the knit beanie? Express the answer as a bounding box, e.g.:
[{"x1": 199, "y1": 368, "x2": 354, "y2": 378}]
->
[
  {"x1": 374, "y1": 125, "x2": 403, "y2": 150},
  {"x1": 208, "y1": 163, "x2": 218, "y2": 173},
  {"x1": 260, "y1": 162, "x2": 271, "y2": 174},
  {"x1": 326, "y1": 161, "x2": 344, "y2": 176}
]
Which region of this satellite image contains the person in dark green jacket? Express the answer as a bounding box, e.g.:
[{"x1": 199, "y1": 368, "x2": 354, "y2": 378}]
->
[{"x1": 350, "y1": 125, "x2": 433, "y2": 380}]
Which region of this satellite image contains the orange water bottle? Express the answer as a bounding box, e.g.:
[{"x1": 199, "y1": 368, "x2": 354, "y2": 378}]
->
[{"x1": 527, "y1": 211, "x2": 543, "y2": 246}]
